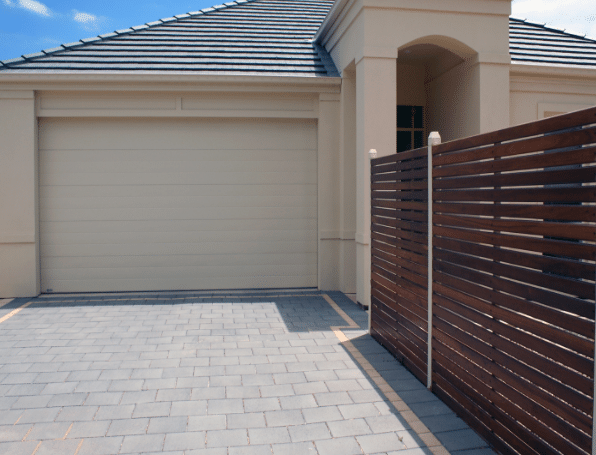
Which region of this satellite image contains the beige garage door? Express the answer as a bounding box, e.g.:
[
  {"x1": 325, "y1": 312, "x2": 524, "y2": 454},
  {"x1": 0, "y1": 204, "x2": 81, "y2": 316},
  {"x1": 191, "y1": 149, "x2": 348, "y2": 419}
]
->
[{"x1": 39, "y1": 117, "x2": 317, "y2": 293}]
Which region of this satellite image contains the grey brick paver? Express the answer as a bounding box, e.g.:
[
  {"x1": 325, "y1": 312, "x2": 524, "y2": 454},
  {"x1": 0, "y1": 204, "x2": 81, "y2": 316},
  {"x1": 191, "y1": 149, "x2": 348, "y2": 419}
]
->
[
  {"x1": 0, "y1": 441, "x2": 40, "y2": 455},
  {"x1": 25, "y1": 422, "x2": 71, "y2": 440},
  {"x1": 208, "y1": 398, "x2": 244, "y2": 414},
  {"x1": 328, "y1": 419, "x2": 372, "y2": 438},
  {"x1": 314, "y1": 437, "x2": 363, "y2": 455},
  {"x1": 264, "y1": 410, "x2": 305, "y2": 427},
  {"x1": 67, "y1": 420, "x2": 110, "y2": 438},
  {"x1": 96, "y1": 404, "x2": 135, "y2": 420},
  {"x1": 188, "y1": 415, "x2": 227, "y2": 431},
  {"x1": 206, "y1": 429, "x2": 248, "y2": 448},
  {"x1": 164, "y1": 431, "x2": 206, "y2": 451},
  {"x1": 288, "y1": 423, "x2": 331, "y2": 442},
  {"x1": 356, "y1": 433, "x2": 406, "y2": 453},
  {"x1": 120, "y1": 434, "x2": 165, "y2": 454},
  {"x1": 17, "y1": 408, "x2": 60, "y2": 424},
  {"x1": 272, "y1": 441, "x2": 319, "y2": 454},
  {"x1": 248, "y1": 427, "x2": 291, "y2": 445},
  {"x1": 106, "y1": 418, "x2": 150, "y2": 436},
  {"x1": 34, "y1": 439, "x2": 82, "y2": 455},
  {"x1": 227, "y1": 412, "x2": 267, "y2": 429}
]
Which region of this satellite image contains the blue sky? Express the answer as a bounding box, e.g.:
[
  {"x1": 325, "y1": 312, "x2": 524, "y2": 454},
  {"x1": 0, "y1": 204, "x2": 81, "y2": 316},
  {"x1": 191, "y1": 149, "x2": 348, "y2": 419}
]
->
[{"x1": 1, "y1": 0, "x2": 595, "y2": 62}]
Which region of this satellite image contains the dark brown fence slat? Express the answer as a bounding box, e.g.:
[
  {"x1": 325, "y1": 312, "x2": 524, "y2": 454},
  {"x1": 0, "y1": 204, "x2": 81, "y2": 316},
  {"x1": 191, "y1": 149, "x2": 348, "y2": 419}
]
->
[
  {"x1": 434, "y1": 247, "x2": 595, "y2": 300},
  {"x1": 434, "y1": 202, "x2": 596, "y2": 222},
  {"x1": 433, "y1": 321, "x2": 592, "y2": 436},
  {"x1": 434, "y1": 281, "x2": 593, "y2": 359},
  {"x1": 433, "y1": 186, "x2": 595, "y2": 203},
  {"x1": 434, "y1": 166, "x2": 596, "y2": 190},
  {"x1": 434, "y1": 213, "x2": 596, "y2": 242},
  {"x1": 433, "y1": 293, "x2": 594, "y2": 387},
  {"x1": 433, "y1": 125, "x2": 596, "y2": 166},
  {"x1": 433, "y1": 106, "x2": 596, "y2": 154},
  {"x1": 433, "y1": 224, "x2": 595, "y2": 263},
  {"x1": 432, "y1": 342, "x2": 589, "y2": 455},
  {"x1": 432, "y1": 265, "x2": 594, "y2": 340},
  {"x1": 371, "y1": 107, "x2": 595, "y2": 455}
]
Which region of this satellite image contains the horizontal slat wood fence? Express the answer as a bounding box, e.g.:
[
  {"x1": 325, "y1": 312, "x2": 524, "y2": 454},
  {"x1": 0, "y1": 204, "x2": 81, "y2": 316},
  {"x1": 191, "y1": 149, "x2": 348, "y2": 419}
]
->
[
  {"x1": 371, "y1": 106, "x2": 596, "y2": 455},
  {"x1": 370, "y1": 146, "x2": 429, "y2": 384}
]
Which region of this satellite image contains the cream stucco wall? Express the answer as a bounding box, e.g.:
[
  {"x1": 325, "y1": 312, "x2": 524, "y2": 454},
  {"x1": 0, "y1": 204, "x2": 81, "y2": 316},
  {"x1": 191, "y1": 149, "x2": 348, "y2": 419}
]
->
[
  {"x1": 0, "y1": 91, "x2": 39, "y2": 297},
  {"x1": 510, "y1": 68, "x2": 596, "y2": 124}
]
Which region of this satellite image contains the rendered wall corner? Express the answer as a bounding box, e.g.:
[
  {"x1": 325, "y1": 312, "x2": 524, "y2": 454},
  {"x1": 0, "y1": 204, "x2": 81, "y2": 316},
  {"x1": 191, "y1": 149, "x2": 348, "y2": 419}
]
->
[{"x1": 0, "y1": 91, "x2": 39, "y2": 298}]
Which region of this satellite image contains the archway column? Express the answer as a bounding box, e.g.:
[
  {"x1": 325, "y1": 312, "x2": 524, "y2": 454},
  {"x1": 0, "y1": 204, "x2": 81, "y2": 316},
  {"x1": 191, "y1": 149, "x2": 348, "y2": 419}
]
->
[
  {"x1": 355, "y1": 52, "x2": 397, "y2": 307},
  {"x1": 476, "y1": 54, "x2": 511, "y2": 133}
]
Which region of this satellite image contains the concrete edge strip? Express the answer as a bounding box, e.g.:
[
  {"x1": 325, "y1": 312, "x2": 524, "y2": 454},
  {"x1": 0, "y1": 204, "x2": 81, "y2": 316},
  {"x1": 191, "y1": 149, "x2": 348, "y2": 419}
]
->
[
  {"x1": 322, "y1": 293, "x2": 451, "y2": 455},
  {"x1": 0, "y1": 300, "x2": 33, "y2": 324}
]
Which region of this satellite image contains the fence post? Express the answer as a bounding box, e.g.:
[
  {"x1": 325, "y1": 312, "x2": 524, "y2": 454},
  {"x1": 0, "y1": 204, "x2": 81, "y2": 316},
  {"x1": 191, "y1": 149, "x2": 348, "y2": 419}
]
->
[
  {"x1": 427, "y1": 132, "x2": 441, "y2": 390},
  {"x1": 368, "y1": 148, "x2": 378, "y2": 334}
]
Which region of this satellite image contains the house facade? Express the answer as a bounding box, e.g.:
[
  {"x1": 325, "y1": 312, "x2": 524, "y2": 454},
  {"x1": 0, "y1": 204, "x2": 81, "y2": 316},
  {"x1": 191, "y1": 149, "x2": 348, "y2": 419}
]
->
[{"x1": 1, "y1": 0, "x2": 595, "y2": 305}]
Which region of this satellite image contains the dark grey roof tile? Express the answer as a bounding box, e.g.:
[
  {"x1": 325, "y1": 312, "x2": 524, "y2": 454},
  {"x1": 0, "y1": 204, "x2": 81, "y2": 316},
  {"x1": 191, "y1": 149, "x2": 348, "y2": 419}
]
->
[
  {"x1": 509, "y1": 18, "x2": 596, "y2": 69},
  {"x1": 42, "y1": 46, "x2": 65, "y2": 54},
  {"x1": 1, "y1": 57, "x2": 25, "y2": 64},
  {"x1": 22, "y1": 52, "x2": 46, "y2": 59},
  {"x1": 5, "y1": 2, "x2": 593, "y2": 76}
]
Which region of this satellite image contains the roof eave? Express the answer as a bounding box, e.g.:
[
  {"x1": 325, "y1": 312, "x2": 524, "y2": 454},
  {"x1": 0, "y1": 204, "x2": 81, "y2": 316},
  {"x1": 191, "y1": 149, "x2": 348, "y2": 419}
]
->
[
  {"x1": 0, "y1": 71, "x2": 341, "y2": 86},
  {"x1": 314, "y1": 0, "x2": 351, "y2": 44},
  {"x1": 510, "y1": 62, "x2": 596, "y2": 80}
]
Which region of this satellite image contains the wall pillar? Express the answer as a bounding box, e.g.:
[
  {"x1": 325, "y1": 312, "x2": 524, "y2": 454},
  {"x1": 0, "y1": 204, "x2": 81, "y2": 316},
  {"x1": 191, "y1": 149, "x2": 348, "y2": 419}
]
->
[
  {"x1": 318, "y1": 93, "x2": 341, "y2": 290},
  {"x1": 476, "y1": 55, "x2": 511, "y2": 133},
  {"x1": 0, "y1": 91, "x2": 39, "y2": 298},
  {"x1": 339, "y1": 70, "x2": 357, "y2": 294},
  {"x1": 355, "y1": 53, "x2": 397, "y2": 307}
]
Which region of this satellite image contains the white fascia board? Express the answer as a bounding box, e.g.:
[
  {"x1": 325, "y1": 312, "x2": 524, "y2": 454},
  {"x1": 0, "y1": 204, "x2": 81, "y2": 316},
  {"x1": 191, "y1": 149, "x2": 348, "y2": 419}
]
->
[
  {"x1": 0, "y1": 73, "x2": 341, "y2": 93},
  {"x1": 314, "y1": 0, "x2": 354, "y2": 43},
  {"x1": 510, "y1": 63, "x2": 596, "y2": 81}
]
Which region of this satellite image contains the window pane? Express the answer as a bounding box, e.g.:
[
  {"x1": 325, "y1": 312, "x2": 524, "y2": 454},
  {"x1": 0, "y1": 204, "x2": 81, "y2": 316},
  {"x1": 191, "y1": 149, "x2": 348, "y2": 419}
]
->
[
  {"x1": 414, "y1": 106, "x2": 424, "y2": 129},
  {"x1": 396, "y1": 131, "x2": 412, "y2": 152},
  {"x1": 414, "y1": 131, "x2": 424, "y2": 149},
  {"x1": 396, "y1": 105, "x2": 413, "y2": 128}
]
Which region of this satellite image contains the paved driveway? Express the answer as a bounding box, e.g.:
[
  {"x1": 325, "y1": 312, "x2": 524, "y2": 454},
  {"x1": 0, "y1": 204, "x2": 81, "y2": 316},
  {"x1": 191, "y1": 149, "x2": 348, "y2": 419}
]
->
[{"x1": 0, "y1": 291, "x2": 492, "y2": 455}]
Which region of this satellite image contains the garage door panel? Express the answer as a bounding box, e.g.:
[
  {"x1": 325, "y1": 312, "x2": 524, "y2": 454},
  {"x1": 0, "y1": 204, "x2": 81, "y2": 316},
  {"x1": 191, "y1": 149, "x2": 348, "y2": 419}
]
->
[
  {"x1": 41, "y1": 170, "x2": 317, "y2": 187},
  {"x1": 41, "y1": 218, "x2": 318, "y2": 234},
  {"x1": 40, "y1": 117, "x2": 318, "y2": 293},
  {"x1": 43, "y1": 263, "x2": 318, "y2": 281},
  {"x1": 42, "y1": 183, "x2": 317, "y2": 199},
  {"x1": 42, "y1": 229, "x2": 317, "y2": 245},
  {"x1": 45, "y1": 275, "x2": 317, "y2": 294},
  {"x1": 41, "y1": 240, "x2": 317, "y2": 258},
  {"x1": 42, "y1": 148, "x2": 316, "y2": 164},
  {"x1": 41, "y1": 155, "x2": 316, "y2": 175},
  {"x1": 41, "y1": 206, "x2": 316, "y2": 222},
  {"x1": 39, "y1": 118, "x2": 317, "y2": 151},
  {"x1": 42, "y1": 252, "x2": 317, "y2": 270},
  {"x1": 41, "y1": 194, "x2": 316, "y2": 211}
]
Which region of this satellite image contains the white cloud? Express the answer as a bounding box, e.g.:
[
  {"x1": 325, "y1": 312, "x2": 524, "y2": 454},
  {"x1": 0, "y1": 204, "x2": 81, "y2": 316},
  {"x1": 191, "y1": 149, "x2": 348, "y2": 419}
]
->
[
  {"x1": 74, "y1": 11, "x2": 98, "y2": 25},
  {"x1": 17, "y1": 0, "x2": 51, "y2": 16},
  {"x1": 72, "y1": 10, "x2": 104, "y2": 31},
  {"x1": 512, "y1": 0, "x2": 596, "y2": 38},
  {"x1": 2, "y1": 0, "x2": 52, "y2": 16}
]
